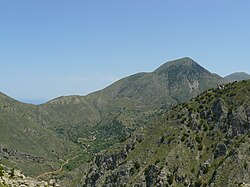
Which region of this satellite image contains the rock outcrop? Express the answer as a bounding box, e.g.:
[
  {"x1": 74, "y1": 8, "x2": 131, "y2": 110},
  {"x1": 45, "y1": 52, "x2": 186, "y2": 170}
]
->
[{"x1": 0, "y1": 166, "x2": 59, "y2": 187}]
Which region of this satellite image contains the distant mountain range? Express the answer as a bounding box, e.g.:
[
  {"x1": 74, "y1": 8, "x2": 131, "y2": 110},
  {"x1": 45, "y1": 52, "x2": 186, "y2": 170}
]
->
[
  {"x1": 224, "y1": 72, "x2": 250, "y2": 82},
  {"x1": 0, "y1": 57, "x2": 249, "y2": 186}
]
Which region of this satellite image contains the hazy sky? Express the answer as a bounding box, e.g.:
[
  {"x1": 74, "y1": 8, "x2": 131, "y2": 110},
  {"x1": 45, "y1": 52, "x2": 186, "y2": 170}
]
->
[{"x1": 1, "y1": 1, "x2": 250, "y2": 104}]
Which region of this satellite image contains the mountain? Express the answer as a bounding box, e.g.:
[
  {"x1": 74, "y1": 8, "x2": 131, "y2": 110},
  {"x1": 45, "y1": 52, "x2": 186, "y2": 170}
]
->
[
  {"x1": 100, "y1": 57, "x2": 224, "y2": 105},
  {"x1": 37, "y1": 57, "x2": 225, "y2": 164},
  {"x1": 0, "y1": 57, "x2": 226, "y2": 185},
  {"x1": 82, "y1": 80, "x2": 250, "y2": 187},
  {"x1": 224, "y1": 72, "x2": 250, "y2": 82}
]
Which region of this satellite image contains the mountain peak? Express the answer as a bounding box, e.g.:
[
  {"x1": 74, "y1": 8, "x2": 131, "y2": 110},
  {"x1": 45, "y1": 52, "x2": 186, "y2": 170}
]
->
[
  {"x1": 153, "y1": 57, "x2": 200, "y2": 73},
  {"x1": 167, "y1": 57, "x2": 197, "y2": 66}
]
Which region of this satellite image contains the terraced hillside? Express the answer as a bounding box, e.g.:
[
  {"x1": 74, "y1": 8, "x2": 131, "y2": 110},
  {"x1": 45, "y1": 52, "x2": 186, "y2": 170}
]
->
[{"x1": 82, "y1": 80, "x2": 250, "y2": 187}]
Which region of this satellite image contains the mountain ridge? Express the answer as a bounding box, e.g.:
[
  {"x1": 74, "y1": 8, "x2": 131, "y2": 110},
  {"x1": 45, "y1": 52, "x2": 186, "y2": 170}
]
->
[
  {"x1": 0, "y1": 57, "x2": 222, "y2": 105},
  {"x1": 2, "y1": 58, "x2": 249, "y2": 106}
]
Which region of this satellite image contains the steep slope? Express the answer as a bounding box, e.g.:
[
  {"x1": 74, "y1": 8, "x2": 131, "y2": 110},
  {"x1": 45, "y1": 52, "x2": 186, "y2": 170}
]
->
[
  {"x1": 82, "y1": 80, "x2": 250, "y2": 187},
  {"x1": 225, "y1": 72, "x2": 250, "y2": 82}
]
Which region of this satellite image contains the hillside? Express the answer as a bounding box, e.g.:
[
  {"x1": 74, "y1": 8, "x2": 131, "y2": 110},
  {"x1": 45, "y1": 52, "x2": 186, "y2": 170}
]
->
[
  {"x1": 0, "y1": 92, "x2": 81, "y2": 177},
  {"x1": 82, "y1": 80, "x2": 250, "y2": 187},
  {"x1": 224, "y1": 72, "x2": 250, "y2": 82}
]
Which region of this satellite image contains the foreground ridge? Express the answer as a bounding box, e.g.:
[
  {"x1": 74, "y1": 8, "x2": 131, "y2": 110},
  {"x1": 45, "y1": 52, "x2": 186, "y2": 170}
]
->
[{"x1": 82, "y1": 80, "x2": 250, "y2": 187}]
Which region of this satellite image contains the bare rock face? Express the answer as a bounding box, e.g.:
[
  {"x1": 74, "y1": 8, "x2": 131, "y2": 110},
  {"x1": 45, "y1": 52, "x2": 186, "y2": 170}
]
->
[
  {"x1": 84, "y1": 151, "x2": 131, "y2": 187},
  {"x1": 212, "y1": 98, "x2": 228, "y2": 122},
  {"x1": 103, "y1": 161, "x2": 134, "y2": 187},
  {"x1": 210, "y1": 97, "x2": 250, "y2": 138},
  {"x1": 144, "y1": 165, "x2": 159, "y2": 187},
  {"x1": 228, "y1": 105, "x2": 250, "y2": 137},
  {"x1": 0, "y1": 167, "x2": 59, "y2": 187},
  {"x1": 95, "y1": 150, "x2": 127, "y2": 171},
  {"x1": 83, "y1": 134, "x2": 144, "y2": 187}
]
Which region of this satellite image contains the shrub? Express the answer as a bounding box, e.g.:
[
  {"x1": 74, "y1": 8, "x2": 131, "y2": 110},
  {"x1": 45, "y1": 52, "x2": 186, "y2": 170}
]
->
[
  {"x1": 199, "y1": 105, "x2": 204, "y2": 110},
  {"x1": 155, "y1": 159, "x2": 160, "y2": 164},
  {"x1": 194, "y1": 178, "x2": 202, "y2": 187},
  {"x1": 130, "y1": 167, "x2": 136, "y2": 175},
  {"x1": 168, "y1": 174, "x2": 174, "y2": 185},
  {"x1": 195, "y1": 136, "x2": 202, "y2": 143},
  {"x1": 203, "y1": 165, "x2": 209, "y2": 174},
  {"x1": 198, "y1": 144, "x2": 203, "y2": 151},
  {"x1": 191, "y1": 168, "x2": 195, "y2": 173},
  {"x1": 0, "y1": 166, "x2": 4, "y2": 177},
  {"x1": 160, "y1": 136, "x2": 165, "y2": 143},
  {"x1": 120, "y1": 136, "x2": 127, "y2": 143},
  {"x1": 9, "y1": 168, "x2": 14, "y2": 178},
  {"x1": 184, "y1": 133, "x2": 189, "y2": 137},
  {"x1": 203, "y1": 125, "x2": 208, "y2": 131},
  {"x1": 244, "y1": 162, "x2": 248, "y2": 169},
  {"x1": 209, "y1": 125, "x2": 215, "y2": 131},
  {"x1": 181, "y1": 136, "x2": 186, "y2": 142},
  {"x1": 134, "y1": 162, "x2": 140, "y2": 170}
]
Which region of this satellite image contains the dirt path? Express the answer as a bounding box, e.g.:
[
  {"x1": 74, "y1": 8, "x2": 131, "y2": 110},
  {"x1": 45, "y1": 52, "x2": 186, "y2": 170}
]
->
[{"x1": 35, "y1": 154, "x2": 81, "y2": 179}]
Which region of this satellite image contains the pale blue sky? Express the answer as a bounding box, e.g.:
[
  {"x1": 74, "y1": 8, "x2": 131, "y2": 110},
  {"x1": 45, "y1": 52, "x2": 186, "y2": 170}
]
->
[{"x1": 0, "y1": 0, "x2": 250, "y2": 104}]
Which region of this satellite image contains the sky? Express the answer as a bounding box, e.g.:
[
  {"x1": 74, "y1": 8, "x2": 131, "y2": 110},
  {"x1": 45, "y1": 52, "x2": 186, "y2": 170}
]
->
[{"x1": 0, "y1": 0, "x2": 250, "y2": 104}]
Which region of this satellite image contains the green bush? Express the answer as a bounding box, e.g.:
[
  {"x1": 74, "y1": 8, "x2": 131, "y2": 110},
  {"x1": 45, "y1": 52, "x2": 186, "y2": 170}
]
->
[
  {"x1": 0, "y1": 166, "x2": 4, "y2": 177},
  {"x1": 198, "y1": 144, "x2": 203, "y2": 151},
  {"x1": 203, "y1": 165, "x2": 209, "y2": 174},
  {"x1": 9, "y1": 168, "x2": 14, "y2": 178},
  {"x1": 244, "y1": 162, "x2": 248, "y2": 169},
  {"x1": 194, "y1": 178, "x2": 202, "y2": 187},
  {"x1": 134, "y1": 162, "x2": 140, "y2": 170},
  {"x1": 195, "y1": 136, "x2": 202, "y2": 143},
  {"x1": 181, "y1": 136, "x2": 186, "y2": 142},
  {"x1": 155, "y1": 159, "x2": 160, "y2": 164},
  {"x1": 167, "y1": 174, "x2": 174, "y2": 185}
]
